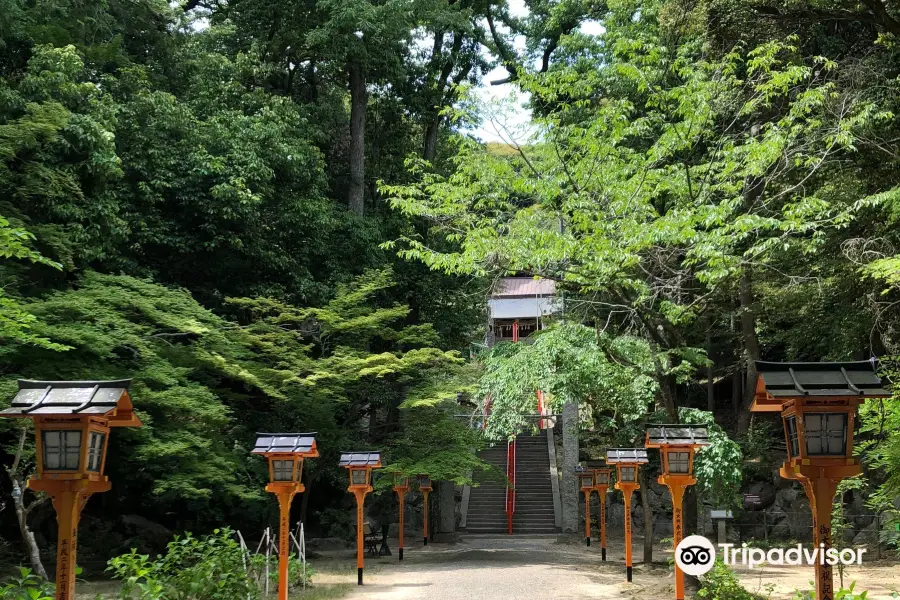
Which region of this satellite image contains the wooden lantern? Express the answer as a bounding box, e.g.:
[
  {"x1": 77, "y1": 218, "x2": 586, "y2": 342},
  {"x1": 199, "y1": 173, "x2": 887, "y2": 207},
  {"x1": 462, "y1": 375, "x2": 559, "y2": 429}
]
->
[
  {"x1": 252, "y1": 434, "x2": 318, "y2": 600},
  {"x1": 0, "y1": 380, "x2": 141, "y2": 600},
  {"x1": 418, "y1": 474, "x2": 432, "y2": 545},
  {"x1": 340, "y1": 452, "x2": 382, "y2": 585},
  {"x1": 576, "y1": 468, "x2": 596, "y2": 547},
  {"x1": 607, "y1": 448, "x2": 649, "y2": 583},
  {"x1": 752, "y1": 360, "x2": 889, "y2": 600},
  {"x1": 646, "y1": 425, "x2": 711, "y2": 600},
  {"x1": 592, "y1": 466, "x2": 613, "y2": 561},
  {"x1": 392, "y1": 473, "x2": 410, "y2": 561}
]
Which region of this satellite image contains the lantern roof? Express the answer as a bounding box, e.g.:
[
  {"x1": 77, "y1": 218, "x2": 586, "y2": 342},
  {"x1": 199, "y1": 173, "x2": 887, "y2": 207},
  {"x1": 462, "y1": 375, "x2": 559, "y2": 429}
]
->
[
  {"x1": 339, "y1": 452, "x2": 382, "y2": 468},
  {"x1": 606, "y1": 448, "x2": 649, "y2": 463},
  {"x1": 252, "y1": 433, "x2": 318, "y2": 457},
  {"x1": 751, "y1": 360, "x2": 891, "y2": 412},
  {"x1": 646, "y1": 425, "x2": 711, "y2": 447},
  {"x1": 0, "y1": 379, "x2": 141, "y2": 426}
]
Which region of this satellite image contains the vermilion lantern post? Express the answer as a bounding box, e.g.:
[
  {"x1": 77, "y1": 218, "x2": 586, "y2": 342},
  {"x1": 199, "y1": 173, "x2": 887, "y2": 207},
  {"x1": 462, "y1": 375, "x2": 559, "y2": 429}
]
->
[
  {"x1": 418, "y1": 474, "x2": 432, "y2": 545},
  {"x1": 592, "y1": 466, "x2": 613, "y2": 561},
  {"x1": 607, "y1": 448, "x2": 649, "y2": 583},
  {"x1": 393, "y1": 473, "x2": 409, "y2": 561},
  {"x1": 252, "y1": 434, "x2": 319, "y2": 600},
  {"x1": 0, "y1": 380, "x2": 142, "y2": 600},
  {"x1": 645, "y1": 426, "x2": 711, "y2": 600},
  {"x1": 576, "y1": 468, "x2": 595, "y2": 547},
  {"x1": 340, "y1": 452, "x2": 382, "y2": 585},
  {"x1": 751, "y1": 361, "x2": 890, "y2": 600}
]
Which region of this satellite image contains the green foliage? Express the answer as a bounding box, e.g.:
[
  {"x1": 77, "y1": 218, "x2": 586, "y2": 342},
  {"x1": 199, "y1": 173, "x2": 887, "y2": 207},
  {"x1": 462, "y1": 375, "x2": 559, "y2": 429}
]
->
[
  {"x1": 678, "y1": 408, "x2": 743, "y2": 508},
  {"x1": 792, "y1": 581, "x2": 870, "y2": 600},
  {"x1": 108, "y1": 529, "x2": 258, "y2": 600},
  {"x1": 695, "y1": 560, "x2": 757, "y2": 600},
  {"x1": 0, "y1": 567, "x2": 54, "y2": 600},
  {"x1": 476, "y1": 323, "x2": 658, "y2": 441}
]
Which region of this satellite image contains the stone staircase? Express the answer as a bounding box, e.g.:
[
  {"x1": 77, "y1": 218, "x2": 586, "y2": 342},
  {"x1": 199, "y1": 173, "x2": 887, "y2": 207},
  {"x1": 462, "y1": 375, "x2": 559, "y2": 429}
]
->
[{"x1": 466, "y1": 433, "x2": 557, "y2": 534}]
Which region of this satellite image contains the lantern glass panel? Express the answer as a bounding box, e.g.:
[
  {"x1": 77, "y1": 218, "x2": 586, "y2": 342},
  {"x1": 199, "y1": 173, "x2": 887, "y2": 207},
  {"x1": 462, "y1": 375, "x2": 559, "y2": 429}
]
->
[
  {"x1": 580, "y1": 474, "x2": 594, "y2": 489},
  {"x1": 804, "y1": 413, "x2": 847, "y2": 456},
  {"x1": 419, "y1": 476, "x2": 431, "y2": 489},
  {"x1": 620, "y1": 467, "x2": 636, "y2": 482},
  {"x1": 596, "y1": 472, "x2": 609, "y2": 485},
  {"x1": 86, "y1": 431, "x2": 106, "y2": 472},
  {"x1": 272, "y1": 459, "x2": 294, "y2": 482},
  {"x1": 785, "y1": 416, "x2": 800, "y2": 458},
  {"x1": 351, "y1": 468, "x2": 368, "y2": 486},
  {"x1": 668, "y1": 451, "x2": 691, "y2": 474},
  {"x1": 394, "y1": 474, "x2": 408, "y2": 487},
  {"x1": 42, "y1": 430, "x2": 82, "y2": 470}
]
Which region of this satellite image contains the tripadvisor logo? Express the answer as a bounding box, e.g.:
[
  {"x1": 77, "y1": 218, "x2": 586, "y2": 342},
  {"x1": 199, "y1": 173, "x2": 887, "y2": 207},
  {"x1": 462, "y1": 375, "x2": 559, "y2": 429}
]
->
[{"x1": 674, "y1": 535, "x2": 868, "y2": 576}]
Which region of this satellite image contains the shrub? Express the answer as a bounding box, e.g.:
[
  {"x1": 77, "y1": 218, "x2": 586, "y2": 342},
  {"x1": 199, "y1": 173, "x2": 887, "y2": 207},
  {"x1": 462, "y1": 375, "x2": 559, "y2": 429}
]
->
[
  {"x1": 696, "y1": 560, "x2": 757, "y2": 600},
  {"x1": 792, "y1": 581, "x2": 878, "y2": 600},
  {"x1": 108, "y1": 529, "x2": 259, "y2": 600},
  {"x1": 0, "y1": 567, "x2": 54, "y2": 600}
]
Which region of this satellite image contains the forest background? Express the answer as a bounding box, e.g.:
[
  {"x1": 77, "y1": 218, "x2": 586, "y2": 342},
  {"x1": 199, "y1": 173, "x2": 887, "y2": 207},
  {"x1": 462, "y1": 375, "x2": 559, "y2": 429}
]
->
[{"x1": 2, "y1": 0, "x2": 900, "y2": 576}]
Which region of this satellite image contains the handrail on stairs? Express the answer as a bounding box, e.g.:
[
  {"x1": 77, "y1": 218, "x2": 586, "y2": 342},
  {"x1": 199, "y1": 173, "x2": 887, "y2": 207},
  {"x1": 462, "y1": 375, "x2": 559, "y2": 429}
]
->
[{"x1": 505, "y1": 438, "x2": 516, "y2": 534}]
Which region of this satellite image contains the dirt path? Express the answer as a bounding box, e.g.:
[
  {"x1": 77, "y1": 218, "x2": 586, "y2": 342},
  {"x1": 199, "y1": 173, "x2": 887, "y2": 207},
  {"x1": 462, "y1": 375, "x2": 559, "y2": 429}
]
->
[{"x1": 311, "y1": 535, "x2": 900, "y2": 600}]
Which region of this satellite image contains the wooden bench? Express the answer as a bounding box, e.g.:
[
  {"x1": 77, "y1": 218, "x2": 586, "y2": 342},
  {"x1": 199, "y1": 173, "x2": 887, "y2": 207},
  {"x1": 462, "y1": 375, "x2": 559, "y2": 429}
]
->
[{"x1": 362, "y1": 522, "x2": 380, "y2": 555}]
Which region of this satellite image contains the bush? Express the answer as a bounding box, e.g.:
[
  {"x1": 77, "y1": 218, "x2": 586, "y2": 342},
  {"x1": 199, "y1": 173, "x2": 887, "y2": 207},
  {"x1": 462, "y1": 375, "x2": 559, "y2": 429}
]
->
[
  {"x1": 108, "y1": 528, "x2": 259, "y2": 600},
  {"x1": 792, "y1": 581, "x2": 879, "y2": 600},
  {"x1": 696, "y1": 560, "x2": 757, "y2": 600},
  {"x1": 0, "y1": 567, "x2": 54, "y2": 600},
  {"x1": 249, "y1": 554, "x2": 313, "y2": 590}
]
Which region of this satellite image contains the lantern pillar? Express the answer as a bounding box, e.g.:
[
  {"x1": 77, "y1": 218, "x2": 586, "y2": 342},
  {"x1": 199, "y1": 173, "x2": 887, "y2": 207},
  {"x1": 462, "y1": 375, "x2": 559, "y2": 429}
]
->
[
  {"x1": 422, "y1": 488, "x2": 430, "y2": 545},
  {"x1": 598, "y1": 487, "x2": 608, "y2": 561},
  {"x1": 393, "y1": 484, "x2": 407, "y2": 561},
  {"x1": 583, "y1": 489, "x2": 592, "y2": 546},
  {"x1": 354, "y1": 488, "x2": 366, "y2": 584},
  {"x1": 787, "y1": 468, "x2": 846, "y2": 600},
  {"x1": 622, "y1": 486, "x2": 635, "y2": 582},
  {"x1": 54, "y1": 491, "x2": 78, "y2": 600},
  {"x1": 668, "y1": 482, "x2": 688, "y2": 600},
  {"x1": 29, "y1": 467, "x2": 112, "y2": 600},
  {"x1": 274, "y1": 489, "x2": 296, "y2": 600}
]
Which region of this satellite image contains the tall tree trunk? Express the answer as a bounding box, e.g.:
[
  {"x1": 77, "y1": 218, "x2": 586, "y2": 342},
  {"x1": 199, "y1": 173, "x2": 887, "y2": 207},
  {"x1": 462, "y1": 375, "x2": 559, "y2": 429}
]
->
[
  {"x1": 423, "y1": 115, "x2": 441, "y2": 163},
  {"x1": 7, "y1": 428, "x2": 48, "y2": 579},
  {"x1": 640, "y1": 465, "x2": 653, "y2": 564},
  {"x1": 737, "y1": 267, "x2": 761, "y2": 435},
  {"x1": 706, "y1": 323, "x2": 715, "y2": 412},
  {"x1": 348, "y1": 59, "x2": 367, "y2": 215}
]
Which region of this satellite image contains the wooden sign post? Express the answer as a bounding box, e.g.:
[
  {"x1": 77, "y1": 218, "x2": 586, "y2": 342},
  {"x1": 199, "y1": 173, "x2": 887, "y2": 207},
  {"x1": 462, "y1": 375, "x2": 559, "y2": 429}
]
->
[
  {"x1": 607, "y1": 449, "x2": 649, "y2": 583},
  {"x1": 252, "y1": 434, "x2": 319, "y2": 600},
  {"x1": 646, "y1": 426, "x2": 711, "y2": 600},
  {"x1": 340, "y1": 452, "x2": 382, "y2": 585},
  {"x1": 751, "y1": 360, "x2": 890, "y2": 600},
  {"x1": 0, "y1": 380, "x2": 142, "y2": 600}
]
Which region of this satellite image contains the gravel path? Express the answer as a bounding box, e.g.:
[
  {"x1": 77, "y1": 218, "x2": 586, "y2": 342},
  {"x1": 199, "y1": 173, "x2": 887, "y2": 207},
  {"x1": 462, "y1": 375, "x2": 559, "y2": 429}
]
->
[{"x1": 338, "y1": 535, "x2": 672, "y2": 600}]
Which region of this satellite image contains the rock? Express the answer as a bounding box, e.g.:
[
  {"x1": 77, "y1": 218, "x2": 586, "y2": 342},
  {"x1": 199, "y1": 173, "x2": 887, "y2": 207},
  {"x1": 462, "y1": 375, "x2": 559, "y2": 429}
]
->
[
  {"x1": 119, "y1": 514, "x2": 173, "y2": 550},
  {"x1": 744, "y1": 481, "x2": 777, "y2": 510},
  {"x1": 306, "y1": 537, "x2": 349, "y2": 551},
  {"x1": 852, "y1": 521, "x2": 879, "y2": 548},
  {"x1": 776, "y1": 486, "x2": 800, "y2": 507},
  {"x1": 771, "y1": 519, "x2": 792, "y2": 540}
]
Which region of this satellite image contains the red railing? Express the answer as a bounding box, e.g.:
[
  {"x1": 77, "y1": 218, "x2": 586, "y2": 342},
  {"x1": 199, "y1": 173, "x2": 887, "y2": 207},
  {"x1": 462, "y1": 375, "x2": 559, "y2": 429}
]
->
[{"x1": 505, "y1": 438, "x2": 516, "y2": 534}]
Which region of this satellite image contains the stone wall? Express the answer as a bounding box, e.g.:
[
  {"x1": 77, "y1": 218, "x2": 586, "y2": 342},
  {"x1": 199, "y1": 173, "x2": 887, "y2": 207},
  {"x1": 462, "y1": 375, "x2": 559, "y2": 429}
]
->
[{"x1": 597, "y1": 469, "x2": 881, "y2": 548}]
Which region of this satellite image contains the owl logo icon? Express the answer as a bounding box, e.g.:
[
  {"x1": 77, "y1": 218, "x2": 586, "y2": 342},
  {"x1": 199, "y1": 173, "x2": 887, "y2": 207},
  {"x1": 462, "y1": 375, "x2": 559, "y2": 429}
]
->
[{"x1": 675, "y1": 535, "x2": 716, "y2": 576}]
